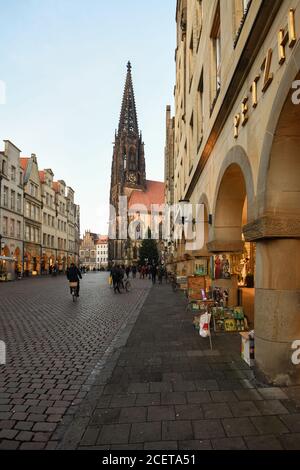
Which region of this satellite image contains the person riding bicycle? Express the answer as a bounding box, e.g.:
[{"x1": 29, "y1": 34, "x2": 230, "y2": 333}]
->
[
  {"x1": 111, "y1": 265, "x2": 122, "y2": 294},
  {"x1": 67, "y1": 263, "x2": 82, "y2": 297}
]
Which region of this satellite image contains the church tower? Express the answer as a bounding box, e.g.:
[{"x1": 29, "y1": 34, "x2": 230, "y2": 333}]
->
[
  {"x1": 110, "y1": 62, "x2": 146, "y2": 207},
  {"x1": 109, "y1": 62, "x2": 146, "y2": 263}
]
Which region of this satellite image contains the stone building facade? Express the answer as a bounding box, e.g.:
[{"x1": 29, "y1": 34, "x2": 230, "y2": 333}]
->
[
  {"x1": 166, "y1": 0, "x2": 300, "y2": 384},
  {"x1": 0, "y1": 141, "x2": 80, "y2": 278},
  {"x1": 0, "y1": 141, "x2": 24, "y2": 274},
  {"x1": 80, "y1": 231, "x2": 98, "y2": 270},
  {"x1": 21, "y1": 154, "x2": 43, "y2": 275},
  {"x1": 96, "y1": 236, "x2": 109, "y2": 269},
  {"x1": 40, "y1": 169, "x2": 57, "y2": 273}
]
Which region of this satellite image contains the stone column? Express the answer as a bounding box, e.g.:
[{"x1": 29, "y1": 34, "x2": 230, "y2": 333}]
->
[{"x1": 244, "y1": 216, "x2": 300, "y2": 385}]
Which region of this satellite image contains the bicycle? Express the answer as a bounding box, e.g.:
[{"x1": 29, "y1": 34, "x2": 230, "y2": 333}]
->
[
  {"x1": 69, "y1": 282, "x2": 79, "y2": 302},
  {"x1": 118, "y1": 278, "x2": 131, "y2": 293}
]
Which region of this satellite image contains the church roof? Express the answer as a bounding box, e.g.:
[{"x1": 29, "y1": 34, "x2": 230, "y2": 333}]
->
[{"x1": 129, "y1": 180, "x2": 165, "y2": 212}]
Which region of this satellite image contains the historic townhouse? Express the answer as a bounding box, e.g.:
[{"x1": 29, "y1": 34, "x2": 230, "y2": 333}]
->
[
  {"x1": 53, "y1": 180, "x2": 68, "y2": 272},
  {"x1": 80, "y1": 231, "x2": 98, "y2": 270},
  {"x1": 96, "y1": 236, "x2": 109, "y2": 269},
  {"x1": 0, "y1": 140, "x2": 24, "y2": 276},
  {"x1": 40, "y1": 169, "x2": 57, "y2": 273},
  {"x1": 166, "y1": 0, "x2": 300, "y2": 384},
  {"x1": 66, "y1": 186, "x2": 77, "y2": 265},
  {"x1": 21, "y1": 154, "x2": 42, "y2": 275}
]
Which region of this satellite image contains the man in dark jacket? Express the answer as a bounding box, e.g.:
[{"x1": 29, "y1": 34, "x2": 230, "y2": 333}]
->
[
  {"x1": 67, "y1": 263, "x2": 82, "y2": 296},
  {"x1": 151, "y1": 264, "x2": 157, "y2": 285}
]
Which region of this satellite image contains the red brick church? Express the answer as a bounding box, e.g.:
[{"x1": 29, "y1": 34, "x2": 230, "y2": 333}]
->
[{"x1": 109, "y1": 62, "x2": 165, "y2": 265}]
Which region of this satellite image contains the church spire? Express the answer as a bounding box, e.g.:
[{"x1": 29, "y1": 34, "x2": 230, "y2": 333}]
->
[{"x1": 118, "y1": 61, "x2": 139, "y2": 136}]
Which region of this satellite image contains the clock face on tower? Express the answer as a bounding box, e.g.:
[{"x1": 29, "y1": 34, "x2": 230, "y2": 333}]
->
[{"x1": 128, "y1": 173, "x2": 137, "y2": 184}]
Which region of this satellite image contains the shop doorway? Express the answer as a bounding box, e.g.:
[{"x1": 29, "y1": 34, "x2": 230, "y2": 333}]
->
[{"x1": 212, "y1": 162, "x2": 255, "y2": 324}]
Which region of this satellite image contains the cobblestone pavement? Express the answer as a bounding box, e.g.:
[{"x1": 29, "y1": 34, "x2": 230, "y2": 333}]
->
[
  {"x1": 0, "y1": 273, "x2": 151, "y2": 450},
  {"x1": 59, "y1": 283, "x2": 300, "y2": 451}
]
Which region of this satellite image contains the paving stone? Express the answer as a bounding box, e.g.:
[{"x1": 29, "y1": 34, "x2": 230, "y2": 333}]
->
[
  {"x1": 258, "y1": 388, "x2": 288, "y2": 401},
  {"x1": 12, "y1": 413, "x2": 28, "y2": 421},
  {"x1": 33, "y1": 432, "x2": 53, "y2": 442},
  {"x1": 161, "y1": 392, "x2": 186, "y2": 405},
  {"x1": 150, "y1": 382, "x2": 173, "y2": 393},
  {"x1": 103, "y1": 384, "x2": 128, "y2": 395},
  {"x1": 210, "y1": 391, "x2": 238, "y2": 403},
  {"x1": 136, "y1": 393, "x2": 160, "y2": 406},
  {"x1": 162, "y1": 420, "x2": 193, "y2": 441},
  {"x1": 147, "y1": 406, "x2": 175, "y2": 422},
  {"x1": 280, "y1": 433, "x2": 300, "y2": 450},
  {"x1": 229, "y1": 401, "x2": 261, "y2": 417},
  {"x1": 279, "y1": 413, "x2": 300, "y2": 432},
  {"x1": 172, "y1": 381, "x2": 196, "y2": 392},
  {"x1": 90, "y1": 408, "x2": 121, "y2": 425},
  {"x1": 110, "y1": 444, "x2": 143, "y2": 450},
  {"x1": 81, "y1": 427, "x2": 100, "y2": 446},
  {"x1": 96, "y1": 395, "x2": 112, "y2": 408},
  {"x1": 193, "y1": 420, "x2": 225, "y2": 439},
  {"x1": 175, "y1": 404, "x2": 204, "y2": 421},
  {"x1": 144, "y1": 441, "x2": 178, "y2": 450},
  {"x1": 97, "y1": 424, "x2": 131, "y2": 445},
  {"x1": 45, "y1": 441, "x2": 59, "y2": 450},
  {"x1": 251, "y1": 416, "x2": 289, "y2": 435},
  {"x1": 130, "y1": 422, "x2": 161, "y2": 443},
  {"x1": 202, "y1": 403, "x2": 233, "y2": 419},
  {"x1": 162, "y1": 373, "x2": 183, "y2": 382},
  {"x1": 27, "y1": 414, "x2": 47, "y2": 422},
  {"x1": 212, "y1": 437, "x2": 247, "y2": 450},
  {"x1": 195, "y1": 380, "x2": 219, "y2": 391},
  {"x1": 254, "y1": 400, "x2": 289, "y2": 416},
  {"x1": 0, "y1": 429, "x2": 19, "y2": 440},
  {"x1": 222, "y1": 417, "x2": 257, "y2": 437},
  {"x1": 245, "y1": 435, "x2": 283, "y2": 450},
  {"x1": 0, "y1": 440, "x2": 20, "y2": 450},
  {"x1": 15, "y1": 421, "x2": 34, "y2": 431},
  {"x1": 234, "y1": 389, "x2": 263, "y2": 401},
  {"x1": 32, "y1": 422, "x2": 57, "y2": 432},
  {"x1": 19, "y1": 442, "x2": 46, "y2": 450},
  {"x1": 15, "y1": 431, "x2": 34, "y2": 441},
  {"x1": 119, "y1": 407, "x2": 147, "y2": 423},
  {"x1": 127, "y1": 383, "x2": 149, "y2": 394},
  {"x1": 178, "y1": 440, "x2": 212, "y2": 450},
  {"x1": 186, "y1": 391, "x2": 211, "y2": 404}
]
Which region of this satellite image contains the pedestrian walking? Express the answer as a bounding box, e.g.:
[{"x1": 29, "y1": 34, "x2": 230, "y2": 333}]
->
[
  {"x1": 151, "y1": 264, "x2": 157, "y2": 284},
  {"x1": 125, "y1": 266, "x2": 131, "y2": 279},
  {"x1": 132, "y1": 265, "x2": 137, "y2": 279},
  {"x1": 158, "y1": 265, "x2": 164, "y2": 285}
]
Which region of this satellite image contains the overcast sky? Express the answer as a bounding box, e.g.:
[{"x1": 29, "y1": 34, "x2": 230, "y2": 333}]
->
[{"x1": 0, "y1": 0, "x2": 176, "y2": 235}]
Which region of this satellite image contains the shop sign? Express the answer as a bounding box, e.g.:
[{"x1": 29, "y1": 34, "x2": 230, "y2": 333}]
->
[
  {"x1": 291, "y1": 340, "x2": 300, "y2": 365},
  {"x1": 234, "y1": 9, "x2": 297, "y2": 138}
]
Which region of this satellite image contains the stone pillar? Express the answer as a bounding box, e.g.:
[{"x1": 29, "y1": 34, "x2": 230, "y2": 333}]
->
[
  {"x1": 244, "y1": 215, "x2": 300, "y2": 385},
  {"x1": 255, "y1": 238, "x2": 300, "y2": 385}
]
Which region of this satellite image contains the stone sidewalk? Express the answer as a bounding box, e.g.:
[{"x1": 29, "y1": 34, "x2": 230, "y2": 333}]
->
[{"x1": 60, "y1": 283, "x2": 300, "y2": 450}]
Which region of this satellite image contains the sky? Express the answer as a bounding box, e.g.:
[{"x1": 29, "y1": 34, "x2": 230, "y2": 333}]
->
[{"x1": 0, "y1": 0, "x2": 176, "y2": 236}]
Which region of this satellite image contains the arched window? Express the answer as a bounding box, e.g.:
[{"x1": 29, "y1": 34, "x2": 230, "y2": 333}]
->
[
  {"x1": 123, "y1": 148, "x2": 127, "y2": 170},
  {"x1": 129, "y1": 148, "x2": 136, "y2": 171}
]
